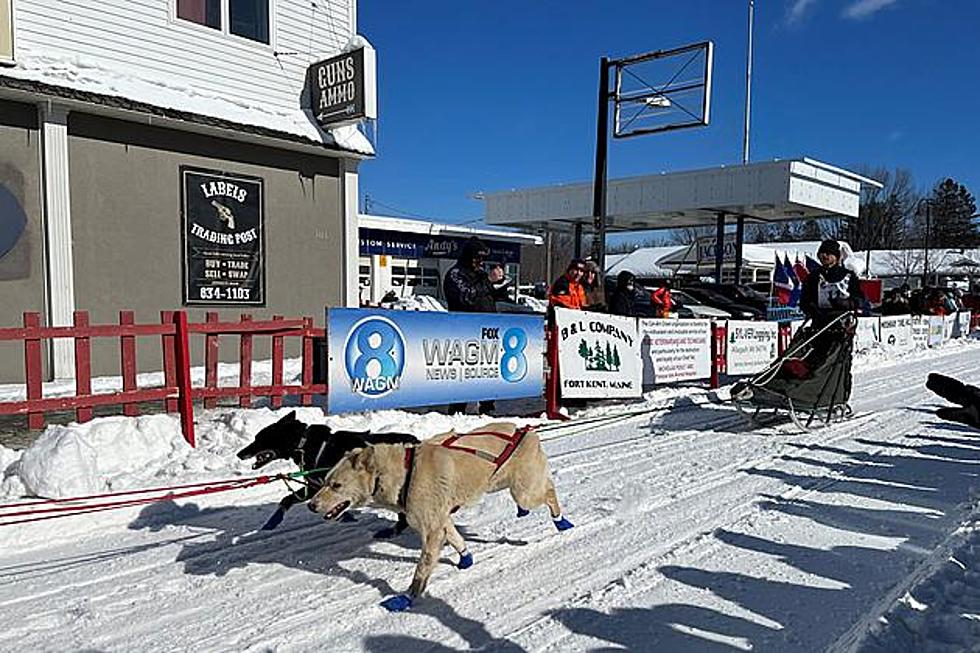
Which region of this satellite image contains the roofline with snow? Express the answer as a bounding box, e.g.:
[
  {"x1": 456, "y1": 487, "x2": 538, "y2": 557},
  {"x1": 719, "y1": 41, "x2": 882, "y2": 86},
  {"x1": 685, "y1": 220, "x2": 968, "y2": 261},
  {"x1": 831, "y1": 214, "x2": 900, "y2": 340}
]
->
[{"x1": 0, "y1": 76, "x2": 372, "y2": 161}]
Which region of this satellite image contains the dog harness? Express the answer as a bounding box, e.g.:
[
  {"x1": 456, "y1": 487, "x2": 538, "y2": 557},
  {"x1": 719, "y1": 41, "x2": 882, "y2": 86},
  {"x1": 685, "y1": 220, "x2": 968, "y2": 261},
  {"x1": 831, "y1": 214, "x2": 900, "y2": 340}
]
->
[
  {"x1": 439, "y1": 426, "x2": 533, "y2": 473},
  {"x1": 396, "y1": 446, "x2": 416, "y2": 510}
]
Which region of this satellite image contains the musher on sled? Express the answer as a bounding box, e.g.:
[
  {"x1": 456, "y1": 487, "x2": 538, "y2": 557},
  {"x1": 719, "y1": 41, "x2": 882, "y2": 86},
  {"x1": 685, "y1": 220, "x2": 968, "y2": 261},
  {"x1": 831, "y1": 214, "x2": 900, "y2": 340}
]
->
[{"x1": 732, "y1": 239, "x2": 865, "y2": 428}]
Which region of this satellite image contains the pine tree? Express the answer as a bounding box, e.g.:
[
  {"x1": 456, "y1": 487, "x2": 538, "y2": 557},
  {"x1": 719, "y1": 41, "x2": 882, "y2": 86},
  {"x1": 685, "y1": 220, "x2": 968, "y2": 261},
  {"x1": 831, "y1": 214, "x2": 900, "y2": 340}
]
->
[
  {"x1": 605, "y1": 343, "x2": 614, "y2": 370},
  {"x1": 613, "y1": 346, "x2": 621, "y2": 370},
  {"x1": 578, "y1": 340, "x2": 590, "y2": 361},
  {"x1": 928, "y1": 178, "x2": 979, "y2": 248},
  {"x1": 594, "y1": 340, "x2": 606, "y2": 370}
]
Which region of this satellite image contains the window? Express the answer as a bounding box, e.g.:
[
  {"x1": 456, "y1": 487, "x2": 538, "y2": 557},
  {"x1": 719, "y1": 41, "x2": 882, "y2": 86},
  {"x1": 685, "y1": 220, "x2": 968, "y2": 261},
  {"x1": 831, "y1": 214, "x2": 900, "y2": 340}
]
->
[
  {"x1": 230, "y1": 0, "x2": 270, "y2": 44},
  {"x1": 176, "y1": 0, "x2": 270, "y2": 45},
  {"x1": 177, "y1": 0, "x2": 221, "y2": 30}
]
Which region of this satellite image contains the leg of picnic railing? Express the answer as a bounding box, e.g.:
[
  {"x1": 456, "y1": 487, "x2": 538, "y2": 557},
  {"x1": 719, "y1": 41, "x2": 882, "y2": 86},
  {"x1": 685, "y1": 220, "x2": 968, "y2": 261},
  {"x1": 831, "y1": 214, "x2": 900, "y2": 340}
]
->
[
  {"x1": 74, "y1": 311, "x2": 93, "y2": 423},
  {"x1": 23, "y1": 312, "x2": 44, "y2": 430},
  {"x1": 302, "y1": 317, "x2": 314, "y2": 406},
  {"x1": 204, "y1": 312, "x2": 219, "y2": 409},
  {"x1": 239, "y1": 314, "x2": 252, "y2": 408},
  {"x1": 161, "y1": 310, "x2": 178, "y2": 413},
  {"x1": 174, "y1": 311, "x2": 195, "y2": 447},
  {"x1": 271, "y1": 315, "x2": 284, "y2": 409},
  {"x1": 120, "y1": 310, "x2": 139, "y2": 417}
]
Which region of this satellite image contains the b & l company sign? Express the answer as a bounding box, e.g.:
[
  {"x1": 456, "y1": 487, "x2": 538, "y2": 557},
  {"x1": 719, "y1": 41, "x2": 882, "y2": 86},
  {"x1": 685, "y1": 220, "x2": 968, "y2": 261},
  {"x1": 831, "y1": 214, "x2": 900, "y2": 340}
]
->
[
  {"x1": 554, "y1": 308, "x2": 641, "y2": 399},
  {"x1": 326, "y1": 308, "x2": 544, "y2": 414},
  {"x1": 308, "y1": 45, "x2": 377, "y2": 128}
]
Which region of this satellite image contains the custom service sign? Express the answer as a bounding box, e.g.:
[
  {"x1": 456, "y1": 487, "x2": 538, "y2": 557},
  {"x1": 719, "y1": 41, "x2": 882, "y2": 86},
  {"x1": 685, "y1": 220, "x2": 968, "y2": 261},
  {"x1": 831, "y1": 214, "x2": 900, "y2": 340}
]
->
[
  {"x1": 327, "y1": 308, "x2": 544, "y2": 413},
  {"x1": 554, "y1": 308, "x2": 641, "y2": 399},
  {"x1": 726, "y1": 320, "x2": 778, "y2": 376},
  {"x1": 308, "y1": 45, "x2": 378, "y2": 128},
  {"x1": 181, "y1": 167, "x2": 264, "y2": 305}
]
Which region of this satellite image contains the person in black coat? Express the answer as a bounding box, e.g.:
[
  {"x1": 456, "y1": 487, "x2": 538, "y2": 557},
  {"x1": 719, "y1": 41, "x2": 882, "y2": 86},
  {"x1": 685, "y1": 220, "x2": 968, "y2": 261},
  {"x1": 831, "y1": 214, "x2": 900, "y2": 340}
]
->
[
  {"x1": 444, "y1": 237, "x2": 497, "y2": 313},
  {"x1": 608, "y1": 271, "x2": 637, "y2": 317},
  {"x1": 800, "y1": 239, "x2": 865, "y2": 327},
  {"x1": 927, "y1": 373, "x2": 980, "y2": 429},
  {"x1": 442, "y1": 237, "x2": 498, "y2": 415}
]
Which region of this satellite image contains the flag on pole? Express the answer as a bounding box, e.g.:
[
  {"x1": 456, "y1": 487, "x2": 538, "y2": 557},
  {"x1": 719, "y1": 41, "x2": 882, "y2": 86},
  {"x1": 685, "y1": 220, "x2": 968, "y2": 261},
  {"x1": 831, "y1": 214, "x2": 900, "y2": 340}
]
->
[
  {"x1": 793, "y1": 255, "x2": 809, "y2": 283},
  {"x1": 805, "y1": 255, "x2": 821, "y2": 275},
  {"x1": 773, "y1": 254, "x2": 793, "y2": 305},
  {"x1": 785, "y1": 255, "x2": 802, "y2": 307}
]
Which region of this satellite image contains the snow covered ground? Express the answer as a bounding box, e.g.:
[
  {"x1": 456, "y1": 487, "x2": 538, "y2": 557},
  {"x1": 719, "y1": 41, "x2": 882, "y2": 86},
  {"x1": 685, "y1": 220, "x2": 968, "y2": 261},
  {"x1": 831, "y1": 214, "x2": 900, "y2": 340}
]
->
[{"x1": 2, "y1": 340, "x2": 980, "y2": 651}]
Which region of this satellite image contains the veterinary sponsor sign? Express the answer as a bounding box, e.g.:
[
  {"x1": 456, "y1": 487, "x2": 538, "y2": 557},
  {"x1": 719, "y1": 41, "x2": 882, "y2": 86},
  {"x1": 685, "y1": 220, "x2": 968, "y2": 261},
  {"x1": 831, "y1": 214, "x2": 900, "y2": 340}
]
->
[
  {"x1": 181, "y1": 167, "x2": 264, "y2": 306},
  {"x1": 726, "y1": 320, "x2": 778, "y2": 376},
  {"x1": 554, "y1": 308, "x2": 641, "y2": 399},
  {"x1": 638, "y1": 319, "x2": 711, "y2": 385},
  {"x1": 327, "y1": 308, "x2": 543, "y2": 413},
  {"x1": 854, "y1": 317, "x2": 881, "y2": 352},
  {"x1": 927, "y1": 315, "x2": 945, "y2": 347},
  {"x1": 879, "y1": 315, "x2": 913, "y2": 353},
  {"x1": 911, "y1": 316, "x2": 929, "y2": 349},
  {"x1": 308, "y1": 46, "x2": 377, "y2": 128}
]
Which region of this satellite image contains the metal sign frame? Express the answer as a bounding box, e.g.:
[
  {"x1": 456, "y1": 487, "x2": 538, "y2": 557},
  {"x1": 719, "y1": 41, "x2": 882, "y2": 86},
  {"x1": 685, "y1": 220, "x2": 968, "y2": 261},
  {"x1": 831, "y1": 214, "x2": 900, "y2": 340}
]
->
[{"x1": 612, "y1": 41, "x2": 713, "y2": 139}]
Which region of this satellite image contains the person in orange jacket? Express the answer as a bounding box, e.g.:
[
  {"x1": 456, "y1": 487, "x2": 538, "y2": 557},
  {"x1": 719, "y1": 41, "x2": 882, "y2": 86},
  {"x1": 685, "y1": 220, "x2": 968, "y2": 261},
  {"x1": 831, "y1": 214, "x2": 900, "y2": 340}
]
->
[
  {"x1": 650, "y1": 281, "x2": 672, "y2": 318},
  {"x1": 548, "y1": 259, "x2": 588, "y2": 312}
]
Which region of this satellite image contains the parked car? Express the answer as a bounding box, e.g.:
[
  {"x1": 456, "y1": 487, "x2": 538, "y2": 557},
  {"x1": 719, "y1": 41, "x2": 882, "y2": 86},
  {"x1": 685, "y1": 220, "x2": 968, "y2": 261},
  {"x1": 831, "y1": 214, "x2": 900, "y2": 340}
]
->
[
  {"x1": 680, "y1": 286, "x2": 764, "y2": 319},
  {"x1": 670, "y1": 290, "x2": 733, "y2": 319},
  {"x1": 691, "y1": 282, "x2": 769, "y2": 312}
]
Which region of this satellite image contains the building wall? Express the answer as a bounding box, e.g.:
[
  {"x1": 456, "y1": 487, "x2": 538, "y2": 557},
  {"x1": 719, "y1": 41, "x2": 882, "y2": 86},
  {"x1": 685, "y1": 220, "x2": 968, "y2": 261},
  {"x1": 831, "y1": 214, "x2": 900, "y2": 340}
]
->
[
  {"x1": 0, "y1": 99, "x2": 46, "y2": 381},
  {"x1": 65, "y1": 113, "x2": 344, "y2": 376},
  {"x1": 12, "y1": 0, "x2": 354, "y2": 113}
]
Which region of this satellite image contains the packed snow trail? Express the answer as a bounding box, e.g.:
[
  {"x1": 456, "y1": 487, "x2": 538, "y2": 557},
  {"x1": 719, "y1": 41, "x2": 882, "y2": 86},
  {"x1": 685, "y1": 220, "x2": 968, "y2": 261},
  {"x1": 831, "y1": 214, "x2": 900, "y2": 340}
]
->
[{"x1": 1, "y1": 343, "x2": 979, "y2": 651}]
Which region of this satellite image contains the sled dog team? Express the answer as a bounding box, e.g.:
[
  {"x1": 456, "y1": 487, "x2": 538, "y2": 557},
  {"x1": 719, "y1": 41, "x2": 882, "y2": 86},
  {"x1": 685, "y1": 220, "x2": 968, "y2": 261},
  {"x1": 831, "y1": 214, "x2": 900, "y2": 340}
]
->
[{"x1": 237, "y1": 412, "x2": 572, "y2": 612}]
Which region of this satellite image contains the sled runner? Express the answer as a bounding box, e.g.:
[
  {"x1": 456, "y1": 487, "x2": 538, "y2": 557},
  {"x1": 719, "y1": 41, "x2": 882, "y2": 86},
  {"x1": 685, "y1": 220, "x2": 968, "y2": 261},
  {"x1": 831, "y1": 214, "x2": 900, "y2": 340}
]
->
[{"x1": 731, "y1": 312, "x2": 857, "y2": 431}]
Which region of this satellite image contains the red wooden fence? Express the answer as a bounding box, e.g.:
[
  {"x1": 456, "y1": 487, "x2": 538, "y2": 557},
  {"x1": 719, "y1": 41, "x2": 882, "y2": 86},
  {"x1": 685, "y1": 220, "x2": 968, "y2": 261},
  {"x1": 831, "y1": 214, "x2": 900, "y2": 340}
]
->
[{"x1": 0, "y1": 311, "x2": 326, "y2": 447}]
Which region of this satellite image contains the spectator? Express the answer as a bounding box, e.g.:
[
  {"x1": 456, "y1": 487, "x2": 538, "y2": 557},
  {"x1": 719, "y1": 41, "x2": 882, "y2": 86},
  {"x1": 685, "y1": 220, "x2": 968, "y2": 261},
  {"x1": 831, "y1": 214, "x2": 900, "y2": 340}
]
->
[
  {"x1": 650, "y1": 281, "x2": 673, "y2": 319},
  {"x1": 582, "y1": 260, "x2": 607, "y2": 312},
  {"x1": 608, "y1": 271, "x2": 638, "y2": 317},
  {"x1": 487, "y1": 263, "x2": 513, "y2": 304},
  {"x1": 442, "y1": 237, "x2": 497, "y2": 415},
  {"x1": 549, "y1": 259, "x2": 588, "y2": 312}
]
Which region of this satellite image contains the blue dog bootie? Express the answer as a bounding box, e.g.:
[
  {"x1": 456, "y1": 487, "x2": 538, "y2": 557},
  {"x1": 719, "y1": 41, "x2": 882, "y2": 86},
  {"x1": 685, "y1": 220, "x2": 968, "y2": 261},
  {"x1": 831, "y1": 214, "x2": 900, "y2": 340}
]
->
[
  {"x1": 516, "y1": 506, "x2": 530, "y2": 518},
  {"x1": 457, "y1": 551, "x2": 473, "y2": 569},
  {"x1": 380, "y1": 594, "x2": 414, "y2": 612},
  {"x1": 553, "y1": 515, "x2": 574, "y2": 532}
]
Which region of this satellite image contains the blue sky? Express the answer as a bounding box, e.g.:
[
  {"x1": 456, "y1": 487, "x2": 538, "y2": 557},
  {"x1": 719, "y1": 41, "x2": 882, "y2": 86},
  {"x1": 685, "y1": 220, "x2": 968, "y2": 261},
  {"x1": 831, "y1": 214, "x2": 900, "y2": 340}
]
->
[{"x1": 358, "y1": 0, "x2": 976, "y2": 229}]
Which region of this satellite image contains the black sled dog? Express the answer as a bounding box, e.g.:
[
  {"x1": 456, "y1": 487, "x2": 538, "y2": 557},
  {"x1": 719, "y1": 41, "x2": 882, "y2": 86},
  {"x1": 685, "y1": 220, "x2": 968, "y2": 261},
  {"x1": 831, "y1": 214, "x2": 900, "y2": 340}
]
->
[
  {"x1": 236, "y1": 411, "x2": 419, "y2": 534},
  {"x1": 926, "y1": 374, "x2": 980, "y2": 429}
]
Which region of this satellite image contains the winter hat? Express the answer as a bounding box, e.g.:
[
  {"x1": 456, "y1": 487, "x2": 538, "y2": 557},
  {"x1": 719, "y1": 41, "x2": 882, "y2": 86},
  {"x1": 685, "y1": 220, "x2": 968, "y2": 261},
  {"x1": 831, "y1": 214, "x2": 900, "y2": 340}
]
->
[
  {"x1": 817, "y1": 239, "x2": 842, "y2": 258},
  {"x1": 459, "y1": 236, "x2": 490, "y2": 264},
  {"x1": 616, "y1": 270, "x2": 636, "y2": 288}
]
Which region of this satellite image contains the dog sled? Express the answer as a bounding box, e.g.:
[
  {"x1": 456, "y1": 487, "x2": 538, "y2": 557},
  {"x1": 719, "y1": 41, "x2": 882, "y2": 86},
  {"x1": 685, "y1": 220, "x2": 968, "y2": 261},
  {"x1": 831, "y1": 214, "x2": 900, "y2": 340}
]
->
[{"x1": 731, "y1": 312, "x2": 857, "y2": 431}]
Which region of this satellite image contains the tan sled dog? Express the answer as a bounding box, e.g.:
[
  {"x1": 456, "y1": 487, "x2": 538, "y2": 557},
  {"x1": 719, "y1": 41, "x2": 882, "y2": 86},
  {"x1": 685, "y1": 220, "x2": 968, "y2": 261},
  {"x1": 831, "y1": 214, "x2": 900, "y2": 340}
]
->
[{"x1": 308, "y1": 422, "x2": 572, "y2": 611}]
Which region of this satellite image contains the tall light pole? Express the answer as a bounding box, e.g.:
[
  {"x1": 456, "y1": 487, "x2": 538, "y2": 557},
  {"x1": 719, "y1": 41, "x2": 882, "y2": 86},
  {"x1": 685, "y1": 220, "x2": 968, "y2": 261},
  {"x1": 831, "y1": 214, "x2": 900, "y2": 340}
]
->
[{"x1": 734, "y1": 0, "x2": 754, "y2": 285}]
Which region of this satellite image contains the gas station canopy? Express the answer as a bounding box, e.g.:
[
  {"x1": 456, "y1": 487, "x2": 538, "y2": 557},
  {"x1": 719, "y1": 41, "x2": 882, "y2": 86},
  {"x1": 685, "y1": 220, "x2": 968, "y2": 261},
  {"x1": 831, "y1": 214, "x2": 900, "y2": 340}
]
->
[{"x1": 483, "y1": 158, "x2": 882, "y2": 232}]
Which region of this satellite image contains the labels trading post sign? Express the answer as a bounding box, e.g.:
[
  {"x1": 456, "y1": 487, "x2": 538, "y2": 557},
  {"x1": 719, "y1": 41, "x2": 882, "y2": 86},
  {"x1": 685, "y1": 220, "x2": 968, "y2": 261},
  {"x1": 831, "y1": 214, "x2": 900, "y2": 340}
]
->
[{"x1": 181, "y1": 167, "x2": 264, "y2": 306}]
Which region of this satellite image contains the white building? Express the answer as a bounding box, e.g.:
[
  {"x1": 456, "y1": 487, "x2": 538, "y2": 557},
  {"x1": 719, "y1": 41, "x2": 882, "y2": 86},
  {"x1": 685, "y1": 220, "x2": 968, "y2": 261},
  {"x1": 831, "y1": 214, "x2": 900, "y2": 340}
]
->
[{"x1": 0, "y1": 0, "x2": 373, "y2": 378}]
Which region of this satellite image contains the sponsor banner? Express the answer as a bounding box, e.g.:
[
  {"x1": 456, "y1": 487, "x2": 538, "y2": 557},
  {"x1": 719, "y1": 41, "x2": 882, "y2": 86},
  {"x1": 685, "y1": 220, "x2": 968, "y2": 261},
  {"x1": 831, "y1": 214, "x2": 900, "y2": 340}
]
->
[
  {"x1": 959, "y1": 311, "x2": 973, "y2": 337},
  {"x1": 911, "y1": 316, "x2": 929, "y2": 349},
  {"x1": 327, "y1": 308, "x2": 544, "y2": 413},
  {"x1": 726, "y1": 321, "x2": 779, "y2": 376},
  {"x1": 880, "y1": 315, "x2": 913, "y2": 353},
  {"x1": 555, "y1": 308, "x2": 641, "y2": 399},
  {"x1": 854, "y1": 317, "x2": 881, "y2": 352},
  {"x1": 638, "y1": 319, "x2": 711, "y2": 385},
  {"x1": 943, "y1": 314, "x2": 958, "y2": 340},
  {"x1": 181, "y1": 167, "x2": 265, "y2": 306},
  {"x1": 927, "y1": 316, "x2": 945, "y2": 347}
]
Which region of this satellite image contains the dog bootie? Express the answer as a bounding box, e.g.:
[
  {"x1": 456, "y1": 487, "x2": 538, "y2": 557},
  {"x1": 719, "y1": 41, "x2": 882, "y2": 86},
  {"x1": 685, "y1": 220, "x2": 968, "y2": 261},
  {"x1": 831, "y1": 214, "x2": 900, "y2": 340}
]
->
[
  {"x1": 458, "y1": 552, "x2": 473, "y2": 569},
  {"x1": 516, "y1": 507, "x2": 530, "y2": 518},
  {"x1": 553, "y1": 516, "x2": 574, "y2": 532},
  {"x1": 380, "y1": 594, "x2": 413, "y2": 612},
  {"x1": 260, "y1": 506, "x2": 286, "y2": 530}
]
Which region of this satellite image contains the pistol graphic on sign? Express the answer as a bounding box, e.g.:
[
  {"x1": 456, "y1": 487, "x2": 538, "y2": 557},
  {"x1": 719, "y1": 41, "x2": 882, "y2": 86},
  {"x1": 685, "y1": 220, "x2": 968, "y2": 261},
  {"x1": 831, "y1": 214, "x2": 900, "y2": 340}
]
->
[{"x1": 211, "y1": 200, "x2": 235, "y2": 230}]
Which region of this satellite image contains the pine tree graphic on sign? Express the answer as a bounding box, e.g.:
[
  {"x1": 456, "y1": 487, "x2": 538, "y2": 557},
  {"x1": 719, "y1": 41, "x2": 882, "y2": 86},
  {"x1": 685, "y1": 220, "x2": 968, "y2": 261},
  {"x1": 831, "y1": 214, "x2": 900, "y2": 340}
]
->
[{"x1": 578, "y1": 337, "x2": 623, "y2": 372}]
